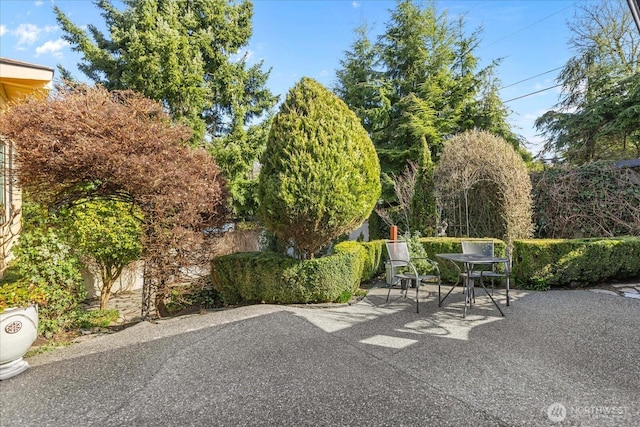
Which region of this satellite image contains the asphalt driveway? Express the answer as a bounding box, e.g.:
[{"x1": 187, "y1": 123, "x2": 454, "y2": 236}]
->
[{"x1": 1, "y1": 285, "x2": 638, "y2": 426}]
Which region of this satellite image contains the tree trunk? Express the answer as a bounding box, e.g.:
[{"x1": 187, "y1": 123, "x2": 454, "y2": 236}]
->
[{"x1": 99, "y1": 282, "x2": 112, "y2": 310}]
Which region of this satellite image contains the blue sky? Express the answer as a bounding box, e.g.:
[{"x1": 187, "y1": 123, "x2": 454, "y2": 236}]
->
[{"x1": 0, "y1": 0, "x2": 583, "y2": 156}]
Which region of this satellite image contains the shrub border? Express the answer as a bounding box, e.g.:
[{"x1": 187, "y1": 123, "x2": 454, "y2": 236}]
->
[{"x1": 211, "y1": 236, "x2": 640, "y2": 304}]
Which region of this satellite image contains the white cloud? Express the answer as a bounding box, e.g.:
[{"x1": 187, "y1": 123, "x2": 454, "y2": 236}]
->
[
  {"x1": 35, "y1": 38, "x2": 69, "y2": 57},
  {"x1": 14, "y1": 23, "x2": 58, "y2": 45},
  {"x1": 0, "y1": 25, "x2": 6, "y2": 37},
  {"x1": 15, "y1": 24, "x2": 40, "y2": 45},
  {"x1": 34, "y1": 1, "x2": 44, "y2": 6},
  {"x1": 352, "y1": 1, "x2": 361, "y2": 8}
]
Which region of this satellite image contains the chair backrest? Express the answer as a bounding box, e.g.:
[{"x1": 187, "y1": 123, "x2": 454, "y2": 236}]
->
[
  {"x1": 461, "y1": 240, "x2": 494, "y2": 257},
  {"x1": 385, "y1": 240, "x2": 411, "y2": 267}
]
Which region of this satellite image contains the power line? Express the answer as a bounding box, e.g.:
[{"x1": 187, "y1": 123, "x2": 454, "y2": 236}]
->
[
  {"x1": 483, "y1": 4, "x2": 574, "y2": 49},
  {"x1": 499, "y1": 66, "x2": 563, "y2": 90},
  {"x1": 503, "y1": 82, "x2": 563, "y2": 103}
]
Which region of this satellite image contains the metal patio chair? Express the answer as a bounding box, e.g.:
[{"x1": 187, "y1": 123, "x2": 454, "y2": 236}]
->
[
  {"x1": 461, "y1": 239, "x2": 511, "y2": 308},
  {"x1": 385, "y1": 240, "x2": 440, "y2": 313}
]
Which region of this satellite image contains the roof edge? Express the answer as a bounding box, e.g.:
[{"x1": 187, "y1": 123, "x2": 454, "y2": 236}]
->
[{"x1": 0, "y1": 57, "x2": 55, "y2": 73}]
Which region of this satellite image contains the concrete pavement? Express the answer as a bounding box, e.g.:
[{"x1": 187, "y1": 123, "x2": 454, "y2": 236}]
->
[{"x1": 1, "y1": 284, "x2": 639, "y2": 426}]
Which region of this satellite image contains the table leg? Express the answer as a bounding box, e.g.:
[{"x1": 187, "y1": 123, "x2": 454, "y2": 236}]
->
[{"x1": 479, "y1": 275, "x2": 505, "y2": 316}]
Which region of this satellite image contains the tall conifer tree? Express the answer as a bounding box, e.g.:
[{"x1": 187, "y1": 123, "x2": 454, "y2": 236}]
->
[{"x1": 56, "y1": 0, "x2": 278, "y2": 218}]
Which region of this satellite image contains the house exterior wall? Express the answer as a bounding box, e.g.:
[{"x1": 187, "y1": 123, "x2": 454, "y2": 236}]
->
[{"x1": 0, "y1": 58, "x2": 54, "y2": 277}]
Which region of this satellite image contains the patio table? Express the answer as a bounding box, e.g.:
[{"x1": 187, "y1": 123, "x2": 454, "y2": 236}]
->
[{"x1": 436, "y1": 253, "x2": 509, "y2": 317}]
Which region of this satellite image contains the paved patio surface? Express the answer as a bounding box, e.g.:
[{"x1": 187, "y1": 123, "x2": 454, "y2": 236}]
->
[{"x1": 1, "y1": 284, "x2": 639, "y2": 426}]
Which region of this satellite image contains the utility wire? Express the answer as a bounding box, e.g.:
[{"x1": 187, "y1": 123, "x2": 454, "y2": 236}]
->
[
  {"x1": 503, "y1": 82, "x2": 564, "y2": 103},
  {"x1": 499, "y1": 66, "x2": 564, "y2": 90},
  {"x1": 483, "y1": 4, "x2": 574, "y2": 49}
]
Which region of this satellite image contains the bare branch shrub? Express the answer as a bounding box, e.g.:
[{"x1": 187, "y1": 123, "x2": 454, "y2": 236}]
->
[
  {"x1": 375, "y1": 160, "x2": 418, "y2": 234},
  {"x1": 0, "y1": 85, "x2": 228, "y2": 318},
  {"x1": 435, "y1": 130, "x2": 533, "y2": 243}
]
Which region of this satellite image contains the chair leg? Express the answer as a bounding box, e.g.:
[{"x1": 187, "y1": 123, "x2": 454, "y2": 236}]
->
[
  {"x1": 463, "y1": 278, "x2": 470, "y2": 318},
  {"x1": 470, "y1": 278, "x2": 475, "y2": 304},
  {"x1": 415, "y1": 280, "x2": 419, "y2": 313}
]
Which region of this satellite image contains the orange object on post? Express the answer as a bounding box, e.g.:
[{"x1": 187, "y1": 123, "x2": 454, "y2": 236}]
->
[{"x1": 390, "y1": 225, "x2": 398, "y2": 241}]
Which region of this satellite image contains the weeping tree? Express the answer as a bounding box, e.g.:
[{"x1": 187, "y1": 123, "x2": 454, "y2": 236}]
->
[
  {"x1": 435, "y1": 130, "x2": 533, "y2": 244},
  {"x1": 258, "y1": 78, "x2": 381, "y2": 259},
  {"x1": 0, "y1": 86, "x2": 228, "y2": 318}
]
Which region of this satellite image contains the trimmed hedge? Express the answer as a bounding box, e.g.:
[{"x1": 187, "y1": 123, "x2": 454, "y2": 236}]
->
[
  {"x1": 334, "y1": 240, "x2": 385, "y2": 282},
  {"x1": 211, "y1": 236, "x2": 640, "y2": 305},
  {"x1": 420, "y1": 237, "x2": 639, "y2": 290},
  {"x1": 512, "y1": 237, "x2": 640, "y2": 290},
  {"x1": 211, "y1": 240, "x2": 386, "y2": 305}
]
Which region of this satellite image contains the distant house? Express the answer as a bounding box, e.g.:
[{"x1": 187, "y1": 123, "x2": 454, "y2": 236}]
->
[{"x1": 0, "y1": 58, "x2": 54, "y2": 276}]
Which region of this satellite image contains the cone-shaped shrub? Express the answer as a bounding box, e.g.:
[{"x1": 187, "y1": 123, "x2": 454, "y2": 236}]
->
[{"x1": 258, "y1": 77, "x2": 381, "y2": 258}]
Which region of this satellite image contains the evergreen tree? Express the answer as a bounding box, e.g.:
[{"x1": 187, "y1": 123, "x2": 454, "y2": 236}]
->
[
  {"x1": 470, "y1": 72, "x2": 532, "y2": 163},
  {"x1": 258, "y1": 78, "x2": 381, "y2": 259},
  {"x1": 336, "y1": 0, "x2": 521, "y2": 206},
  {"x1": 410, "y1": 136, "x2": 437, "y2": 236},
  {"x1": 55, "y1": 0, "x2": 278, "y2": 218},
  {"x1": 334, "y1": 23, "x2": 390, "y2": 137},
  {"x1": 55, "y1": 0, "x2": 277, "y2": 144}
]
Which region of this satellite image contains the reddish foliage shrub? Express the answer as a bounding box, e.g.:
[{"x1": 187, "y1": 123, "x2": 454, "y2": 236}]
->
[{"x1": 0, "y1": 86, "x2": 228, "y2": 316}]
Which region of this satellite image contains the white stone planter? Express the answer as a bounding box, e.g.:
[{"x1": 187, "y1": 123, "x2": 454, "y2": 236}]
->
[{"x1": 0, "y1": 305, "x2": 38, "y2": 380}]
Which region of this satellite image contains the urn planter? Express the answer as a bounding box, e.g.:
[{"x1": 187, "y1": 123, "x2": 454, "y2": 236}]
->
[{"x1": 0, "y1": 305, "x2": 38, "y2": 380}]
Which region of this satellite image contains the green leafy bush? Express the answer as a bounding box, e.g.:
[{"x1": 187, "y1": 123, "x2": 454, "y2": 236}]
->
[
  {"x1": 258, "y1": 77, "x2": 381, "y2": 259},
  {"x1": 7, "y1": 203, "x2": 87, "y2": 336},
  {"x1": 334, "y1": 240, "x2": 385, "y2": 282},
  {"x1": 76, "y1": 309, "x2": 119, "y2": 328},
  {"x1": 211, "y1": 240, "x2": 386, "y2": 305},
  {"x1": 0, "y1": 281, "x2": 46, "y2": 313},
  {"x1": 62, "y1": 199, "x2": 143, "y2": 309},
  {"x1": 163, "y1": 280, "x2": 221, "y2": 315},
  {"x1": 512, "y1": 237, "x2": 640, "y2": 289},
  {"x1": 213, "y1": 236, "x2": 640, "y2": 305}
]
